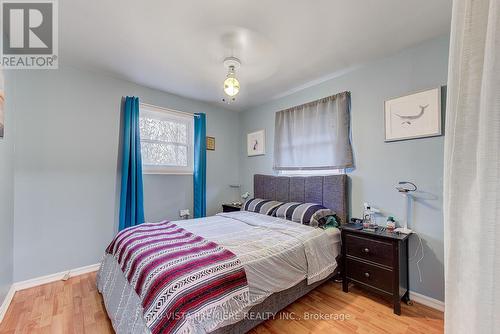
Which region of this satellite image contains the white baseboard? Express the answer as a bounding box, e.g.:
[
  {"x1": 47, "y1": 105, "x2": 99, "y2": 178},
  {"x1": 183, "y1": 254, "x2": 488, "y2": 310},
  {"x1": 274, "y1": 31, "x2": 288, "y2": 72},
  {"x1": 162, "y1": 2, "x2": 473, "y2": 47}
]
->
[
  {"x1": 0, "y1": 285, "x2": 16, "y2": 323},
  {"x1": 14, "y1": 263, "x2": 101, "y2": 292},
  {"x1": 0, "y1": 263, "x2": 100, "y2": 324},
  {"x1": 410, "y1": 290, "x2": 445, "y2": 312}
]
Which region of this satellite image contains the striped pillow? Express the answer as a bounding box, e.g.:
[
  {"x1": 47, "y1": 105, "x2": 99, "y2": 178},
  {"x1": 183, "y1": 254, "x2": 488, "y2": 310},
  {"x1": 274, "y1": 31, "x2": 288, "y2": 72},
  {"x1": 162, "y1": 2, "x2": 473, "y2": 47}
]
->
[
  {"x1": 274, "y1": 202, "x2": 302, "y2": 221},
  {"x1": 243, "y1": 198, "x2": 284, "y2": 216},
  {"x1": 275, "y1": 202, "x2": 336, "y2": 227}
]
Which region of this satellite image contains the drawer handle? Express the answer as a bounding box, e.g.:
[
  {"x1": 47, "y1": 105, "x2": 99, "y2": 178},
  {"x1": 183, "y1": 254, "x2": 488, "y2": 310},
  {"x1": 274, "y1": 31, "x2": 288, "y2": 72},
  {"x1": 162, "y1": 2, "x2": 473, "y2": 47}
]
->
[
  {"x1": 364, "y1": 272, "x2": 370, "y2": 278},
  {"x1": 363, "y1": 248, "x2": 370, "y2": 253}
]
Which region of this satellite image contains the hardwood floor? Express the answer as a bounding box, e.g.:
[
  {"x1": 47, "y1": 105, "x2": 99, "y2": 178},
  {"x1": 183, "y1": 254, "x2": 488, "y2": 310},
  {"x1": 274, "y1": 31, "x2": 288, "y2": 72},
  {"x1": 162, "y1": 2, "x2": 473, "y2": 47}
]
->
[{"x1": 0, "y1": 272, "x2": 443, "y2": 334}]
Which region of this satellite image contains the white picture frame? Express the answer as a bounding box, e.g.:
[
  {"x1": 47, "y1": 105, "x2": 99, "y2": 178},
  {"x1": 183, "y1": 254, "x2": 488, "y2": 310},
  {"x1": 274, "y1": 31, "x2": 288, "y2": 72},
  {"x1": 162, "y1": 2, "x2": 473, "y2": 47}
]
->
[
  {"x1": 247, "y1": 129, "x2": 266, "y2": 156},
  {"x1": 384, "y1": 87, "x2": 442, "y2": 142}
]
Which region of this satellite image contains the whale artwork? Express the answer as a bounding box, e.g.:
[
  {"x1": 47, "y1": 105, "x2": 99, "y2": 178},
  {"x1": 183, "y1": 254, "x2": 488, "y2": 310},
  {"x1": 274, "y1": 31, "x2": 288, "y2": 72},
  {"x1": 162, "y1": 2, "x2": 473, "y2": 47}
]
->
[{"x1": 385, "y1": 87, "x2": 442, "y2": 142}]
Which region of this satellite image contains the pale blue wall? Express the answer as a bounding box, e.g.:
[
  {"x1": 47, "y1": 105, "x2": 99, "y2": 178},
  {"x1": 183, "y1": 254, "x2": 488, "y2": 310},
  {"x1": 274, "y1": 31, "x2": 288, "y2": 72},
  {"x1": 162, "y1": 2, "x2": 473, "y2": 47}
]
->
[
  {"x1": 238, "y1": 35, "x2": 449, "y2": 301},
  {"x1": 0, "y1": 70, "x2": 14, "y2": 305},
  {"x1": 8, "y1": 65, "x2": 240, "y2": 281}
]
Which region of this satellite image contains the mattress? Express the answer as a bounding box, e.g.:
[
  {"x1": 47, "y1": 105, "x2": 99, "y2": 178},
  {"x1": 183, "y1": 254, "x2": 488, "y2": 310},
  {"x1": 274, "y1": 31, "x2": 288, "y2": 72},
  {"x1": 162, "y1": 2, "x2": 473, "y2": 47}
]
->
[{"x1": 97, "y1": 211, "x2": 341, "y2": 333}]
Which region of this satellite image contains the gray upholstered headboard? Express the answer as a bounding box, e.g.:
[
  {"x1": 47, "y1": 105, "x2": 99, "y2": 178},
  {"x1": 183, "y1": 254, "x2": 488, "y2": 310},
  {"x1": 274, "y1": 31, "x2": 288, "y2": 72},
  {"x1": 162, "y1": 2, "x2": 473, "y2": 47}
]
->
[{"x1": 253, "y1": 174, "x2": 349, "y2": 225}]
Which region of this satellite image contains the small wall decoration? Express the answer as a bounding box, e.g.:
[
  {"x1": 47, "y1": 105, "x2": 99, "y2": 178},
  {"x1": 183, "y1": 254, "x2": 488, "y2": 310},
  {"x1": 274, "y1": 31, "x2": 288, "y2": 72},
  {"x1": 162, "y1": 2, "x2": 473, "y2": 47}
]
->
[
  {"x1": 384, "y1": 87, "x2": 442, "y2": 142},
  {"x1": 247, "y1": 129, "x2": 265, "y2": 156},
  {"x1": 206, "y1": 136, "x2": 215, "y2": 151}
]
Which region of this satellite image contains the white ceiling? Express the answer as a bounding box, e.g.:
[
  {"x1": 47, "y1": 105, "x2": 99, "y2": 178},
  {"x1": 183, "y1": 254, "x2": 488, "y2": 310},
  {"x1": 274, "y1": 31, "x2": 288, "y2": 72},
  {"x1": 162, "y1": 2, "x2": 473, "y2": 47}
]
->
[{"x1": 61, "y1": 0, "x2": 452, "y2": 110}]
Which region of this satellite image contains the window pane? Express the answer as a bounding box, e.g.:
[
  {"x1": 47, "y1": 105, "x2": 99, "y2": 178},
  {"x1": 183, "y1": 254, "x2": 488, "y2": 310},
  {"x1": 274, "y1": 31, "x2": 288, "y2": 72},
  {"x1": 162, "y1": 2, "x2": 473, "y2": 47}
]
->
[
  {"x1": 177, "y1": 145, "x2": 187, "y2": 166},
  {"x1": 139, "y1": 117, "x2": 187, "y2": 144},
  {"x1": 141, "y1": 142, "x2": 188, "y2": 167},
  {"x1": 178, "y1": 123, "x2": 187, "y2": 144}
]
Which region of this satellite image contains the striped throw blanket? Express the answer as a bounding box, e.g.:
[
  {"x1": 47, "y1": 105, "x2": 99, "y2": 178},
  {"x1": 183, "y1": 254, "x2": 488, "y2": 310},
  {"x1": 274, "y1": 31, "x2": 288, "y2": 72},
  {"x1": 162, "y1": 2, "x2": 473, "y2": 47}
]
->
[{"x1": 105, "y1": 221, "x2": 249, "y2": 334}]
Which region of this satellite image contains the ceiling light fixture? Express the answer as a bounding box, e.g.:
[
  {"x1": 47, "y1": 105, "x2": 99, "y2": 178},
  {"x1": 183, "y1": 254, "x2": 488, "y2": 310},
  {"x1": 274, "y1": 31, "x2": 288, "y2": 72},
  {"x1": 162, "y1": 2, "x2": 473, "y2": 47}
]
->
[{"x1": 222, "y1": 57, "x2": 241, "y2": 101}]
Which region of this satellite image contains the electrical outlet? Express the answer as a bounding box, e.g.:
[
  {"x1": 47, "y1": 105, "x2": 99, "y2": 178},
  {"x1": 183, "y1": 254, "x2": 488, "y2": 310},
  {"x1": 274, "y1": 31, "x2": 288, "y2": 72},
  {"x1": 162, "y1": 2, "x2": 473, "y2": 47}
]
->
[{"x1": 179, "y1": 209, "x2": 190, "y2": 218}]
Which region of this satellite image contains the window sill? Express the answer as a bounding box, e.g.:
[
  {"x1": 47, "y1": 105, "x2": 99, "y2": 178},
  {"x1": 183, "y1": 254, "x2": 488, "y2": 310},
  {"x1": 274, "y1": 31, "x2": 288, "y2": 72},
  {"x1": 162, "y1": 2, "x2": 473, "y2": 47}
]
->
[
  {"x1": 278, "y1": 169, "x2": 346, "y2": 176},
  {"x1": 143, "y1": 171, "x2": 194, "y2": 176}
]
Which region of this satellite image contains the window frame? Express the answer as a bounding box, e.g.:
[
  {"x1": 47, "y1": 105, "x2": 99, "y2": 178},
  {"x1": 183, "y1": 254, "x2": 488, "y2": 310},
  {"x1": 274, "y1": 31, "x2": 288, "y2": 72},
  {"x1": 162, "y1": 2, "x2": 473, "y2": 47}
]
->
[{"x1": 139, "y1": 103, "x2": 194, "y2": 175}]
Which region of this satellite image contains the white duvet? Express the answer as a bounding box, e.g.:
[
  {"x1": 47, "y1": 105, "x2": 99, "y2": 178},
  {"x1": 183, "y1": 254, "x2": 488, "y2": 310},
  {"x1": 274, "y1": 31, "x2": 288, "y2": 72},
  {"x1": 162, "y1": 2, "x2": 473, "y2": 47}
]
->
[{"x1": 176, "y1": 211, "x2": 341, "y2": 308}]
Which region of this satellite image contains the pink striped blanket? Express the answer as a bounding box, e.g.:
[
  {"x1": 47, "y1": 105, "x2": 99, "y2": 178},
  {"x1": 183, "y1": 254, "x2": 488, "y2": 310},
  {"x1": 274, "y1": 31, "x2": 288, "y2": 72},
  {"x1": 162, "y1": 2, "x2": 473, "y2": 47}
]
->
[{"x1": 105, "y1": 221, "x2": 249, "y2": 334}]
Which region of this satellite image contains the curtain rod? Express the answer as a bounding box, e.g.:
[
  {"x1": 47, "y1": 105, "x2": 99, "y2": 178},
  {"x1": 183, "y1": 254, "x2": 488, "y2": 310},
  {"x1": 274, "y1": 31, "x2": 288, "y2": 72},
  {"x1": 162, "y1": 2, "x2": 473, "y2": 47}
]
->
[{"x1": 140, "y1": 102, "x2": 195, "y2": 117}]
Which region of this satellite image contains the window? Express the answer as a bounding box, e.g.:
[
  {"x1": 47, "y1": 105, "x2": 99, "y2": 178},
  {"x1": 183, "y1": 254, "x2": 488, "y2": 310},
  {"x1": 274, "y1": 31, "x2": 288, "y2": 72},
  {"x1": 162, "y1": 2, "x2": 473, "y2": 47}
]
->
[
  {"x1": 139, "y1": 104, "x2": 194, "y2": 174},
  {"x1": 273, "y1": 92, "x2": 354, "y2": 172}
]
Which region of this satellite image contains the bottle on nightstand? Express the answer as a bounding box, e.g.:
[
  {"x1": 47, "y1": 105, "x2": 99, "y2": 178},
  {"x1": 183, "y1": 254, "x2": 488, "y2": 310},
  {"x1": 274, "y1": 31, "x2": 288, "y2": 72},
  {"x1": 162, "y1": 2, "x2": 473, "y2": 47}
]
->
[{"x1": 363, "y1": 203, "x2": 380, "y2": 230}]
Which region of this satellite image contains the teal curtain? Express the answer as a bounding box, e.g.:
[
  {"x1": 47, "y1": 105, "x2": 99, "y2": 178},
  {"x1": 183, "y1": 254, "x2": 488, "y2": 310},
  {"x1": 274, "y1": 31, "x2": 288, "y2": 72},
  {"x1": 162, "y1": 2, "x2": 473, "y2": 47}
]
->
[
  {"x1": 119, "y1": 96, "x2": 145, "y2": 230},
  {"x1": 194, "y1": 113, "x2": 206, "y2": 218}
]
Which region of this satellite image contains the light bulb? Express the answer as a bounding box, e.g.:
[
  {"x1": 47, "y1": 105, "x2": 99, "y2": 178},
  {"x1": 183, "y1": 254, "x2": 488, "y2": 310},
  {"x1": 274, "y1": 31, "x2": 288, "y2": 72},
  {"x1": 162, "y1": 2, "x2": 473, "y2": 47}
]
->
[{"x1": 224, "y1": 76, "x2": 240, "y2": 97}]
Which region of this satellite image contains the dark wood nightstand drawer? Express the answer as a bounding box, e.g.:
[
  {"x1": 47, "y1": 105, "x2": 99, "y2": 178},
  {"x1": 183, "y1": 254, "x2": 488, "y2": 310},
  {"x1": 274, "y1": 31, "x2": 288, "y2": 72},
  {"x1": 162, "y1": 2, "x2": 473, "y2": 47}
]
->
[
  {"x1": 345, "y1": 234, "x2": 394, "y2": 267},
  {"x1": 346, "y1": 258, "x2": 393, "y2": 293}
]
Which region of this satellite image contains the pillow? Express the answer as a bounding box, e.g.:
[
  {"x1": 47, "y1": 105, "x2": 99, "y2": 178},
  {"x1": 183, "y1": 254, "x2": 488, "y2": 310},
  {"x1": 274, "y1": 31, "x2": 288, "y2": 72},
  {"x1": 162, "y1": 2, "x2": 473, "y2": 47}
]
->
[
  {"x1": 275, "y1": 202, "x2": 336, "y2": 227},
  {"x1": 242, "y1": 198, "x2": 283, "y2": 216},
  {"x1": 274, "y1": 202, "x2": 302, "y2": 220}
]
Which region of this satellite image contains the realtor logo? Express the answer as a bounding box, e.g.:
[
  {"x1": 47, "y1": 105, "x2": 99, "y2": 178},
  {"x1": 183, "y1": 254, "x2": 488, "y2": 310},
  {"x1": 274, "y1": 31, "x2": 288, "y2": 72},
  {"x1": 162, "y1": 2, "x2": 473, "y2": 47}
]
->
[{"x1": 1, "y1": 0, "x2": 58, "y2": 69}]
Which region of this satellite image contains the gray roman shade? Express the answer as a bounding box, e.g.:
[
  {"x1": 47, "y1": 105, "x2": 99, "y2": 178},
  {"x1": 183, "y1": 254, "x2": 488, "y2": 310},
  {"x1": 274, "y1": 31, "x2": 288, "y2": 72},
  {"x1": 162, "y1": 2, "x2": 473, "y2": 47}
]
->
[{"x1": 273, "y1": 91, "x2": 354, "y2": 170}]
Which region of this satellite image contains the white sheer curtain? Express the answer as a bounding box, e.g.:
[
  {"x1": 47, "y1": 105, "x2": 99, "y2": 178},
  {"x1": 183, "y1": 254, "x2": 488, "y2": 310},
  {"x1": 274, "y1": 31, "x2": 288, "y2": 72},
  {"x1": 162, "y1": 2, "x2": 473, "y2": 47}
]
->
[
  {"x1": 444, "y1": 0, "x2": 500, "y2": 333},
  {"x1": 273, "y1": 91, "x2": 353, "y2": 170}
]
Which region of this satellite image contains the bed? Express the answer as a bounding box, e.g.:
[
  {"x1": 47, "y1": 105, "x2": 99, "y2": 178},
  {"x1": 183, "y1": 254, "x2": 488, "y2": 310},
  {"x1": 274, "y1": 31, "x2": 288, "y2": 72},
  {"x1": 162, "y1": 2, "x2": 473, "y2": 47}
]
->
[{"x1": 97, "y1": 174, "x2": 348, "y2": 334}]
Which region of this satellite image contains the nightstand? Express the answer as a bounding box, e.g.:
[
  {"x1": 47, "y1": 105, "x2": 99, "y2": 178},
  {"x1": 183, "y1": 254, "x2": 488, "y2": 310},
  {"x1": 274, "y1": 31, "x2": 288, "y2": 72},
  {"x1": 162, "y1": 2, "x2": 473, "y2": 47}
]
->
[
  {"x1": 341, "y1": 225, "x2": 410, "y2": 315},
  {"x1": 222, "y1": 203, "x2": 242, "y2": 212}
]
